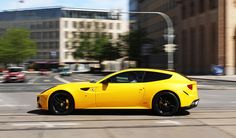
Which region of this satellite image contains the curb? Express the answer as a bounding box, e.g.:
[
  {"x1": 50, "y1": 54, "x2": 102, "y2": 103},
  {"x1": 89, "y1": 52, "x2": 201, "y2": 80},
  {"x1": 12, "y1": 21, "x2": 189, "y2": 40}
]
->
[
  {"x1": 198, "y1": 85, "x2": 236, "y2": 90},
  {"x1": 189, "y1": 77, "x2": 236, "y2": 82}
]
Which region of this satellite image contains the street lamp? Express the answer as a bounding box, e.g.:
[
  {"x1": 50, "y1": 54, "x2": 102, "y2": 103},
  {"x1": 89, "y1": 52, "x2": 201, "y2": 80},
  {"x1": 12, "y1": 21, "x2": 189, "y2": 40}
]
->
[{"x1": 112, "y1": 11, "x2": 176, "y2": 70}]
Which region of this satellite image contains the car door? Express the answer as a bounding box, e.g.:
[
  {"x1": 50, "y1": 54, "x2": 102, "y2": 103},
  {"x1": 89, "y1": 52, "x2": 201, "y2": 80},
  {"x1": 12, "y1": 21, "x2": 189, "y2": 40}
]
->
[{"x1": 95, "y1": 71, "x2": 145, "y2": 107}]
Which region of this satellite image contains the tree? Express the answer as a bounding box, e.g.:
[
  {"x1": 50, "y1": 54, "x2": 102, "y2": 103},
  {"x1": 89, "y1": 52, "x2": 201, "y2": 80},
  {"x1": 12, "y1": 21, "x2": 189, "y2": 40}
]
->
[
  {"x1": 121, "y1": 29, "x2": 152, "y2": 64},
  {"x1": 0, "y1": 28, "x2": 36, "y2": 66},
  {"x1": 73, "y1": 36, "x2": 120, "y2": 63}
]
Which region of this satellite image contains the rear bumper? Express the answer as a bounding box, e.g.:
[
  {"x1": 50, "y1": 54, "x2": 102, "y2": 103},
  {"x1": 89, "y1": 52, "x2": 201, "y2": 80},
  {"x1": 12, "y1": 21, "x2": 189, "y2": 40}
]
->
[{"x1": 181, "y1": 99, "x2": 199, "y2": 110}]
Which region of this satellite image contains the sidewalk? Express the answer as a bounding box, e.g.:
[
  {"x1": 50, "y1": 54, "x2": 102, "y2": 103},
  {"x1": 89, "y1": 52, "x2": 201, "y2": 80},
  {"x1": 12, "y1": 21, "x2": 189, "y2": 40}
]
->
[{"x1": 188, "y1": 75, "x2": 236, "y2": 82}]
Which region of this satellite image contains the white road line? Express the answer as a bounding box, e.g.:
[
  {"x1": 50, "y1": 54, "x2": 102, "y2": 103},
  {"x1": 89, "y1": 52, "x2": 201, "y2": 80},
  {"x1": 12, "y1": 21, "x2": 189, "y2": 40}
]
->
[
  {"x1": 73, "y1": 79, "x2": 89, "y2": 82},
  {"x1": 0, "y1": 104, "x2": 31, "y2": 107},
  {"x1": 27, "y1": 76, "x2": 41, "y2": 84},
  {"x1": 156, "y1": 120, "x2": 181, "y2": 125},
  {"x1": 54, "y1": 76, "x2": 70, "y2": 83},
  {"x1": 10, "y1": 122, "x2": 80, "y2": 128}
]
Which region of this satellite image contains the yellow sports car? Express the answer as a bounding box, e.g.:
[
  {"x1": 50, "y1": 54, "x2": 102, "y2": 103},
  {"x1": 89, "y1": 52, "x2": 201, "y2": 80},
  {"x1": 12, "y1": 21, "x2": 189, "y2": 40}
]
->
[{"x1": 37, "y1": 68, "x2": 199, "y2": 116}]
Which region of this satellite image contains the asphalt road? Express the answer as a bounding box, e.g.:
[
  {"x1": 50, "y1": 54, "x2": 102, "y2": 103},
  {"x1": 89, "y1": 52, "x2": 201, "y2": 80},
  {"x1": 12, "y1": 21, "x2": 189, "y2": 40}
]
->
[{"x1": 0, "y1": 73, "x2": 236, "y2": 138}]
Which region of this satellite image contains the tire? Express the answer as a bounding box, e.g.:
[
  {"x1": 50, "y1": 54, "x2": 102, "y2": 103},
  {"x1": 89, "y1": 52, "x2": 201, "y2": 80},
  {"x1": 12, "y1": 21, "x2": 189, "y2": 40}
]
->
[
  {"x1": 49, "y1": 92, "x2": 74, "y2": 115},
  {"x1": 152, "y1": 92, "x2": 179, "y2": 116}
]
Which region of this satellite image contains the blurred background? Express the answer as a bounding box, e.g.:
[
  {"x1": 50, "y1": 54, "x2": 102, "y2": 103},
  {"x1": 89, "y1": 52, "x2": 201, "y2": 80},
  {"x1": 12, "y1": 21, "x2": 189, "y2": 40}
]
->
[{"x1": 0, "y1": 0, "x2": 235, "y2": 76}]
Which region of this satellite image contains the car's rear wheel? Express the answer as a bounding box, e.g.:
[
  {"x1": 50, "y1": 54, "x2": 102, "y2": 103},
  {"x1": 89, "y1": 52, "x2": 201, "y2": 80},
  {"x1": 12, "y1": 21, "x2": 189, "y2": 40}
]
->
[
  {"x1": 49, "y1": 92, "x2": 74, "y2": 115},
  {"x1": 153, "y1": 92, "x2": 179, "y2": 116}
]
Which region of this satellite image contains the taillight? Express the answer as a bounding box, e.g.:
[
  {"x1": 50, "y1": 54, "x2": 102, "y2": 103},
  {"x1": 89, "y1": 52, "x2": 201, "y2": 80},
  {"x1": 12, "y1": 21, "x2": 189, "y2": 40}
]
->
[{"x1": 187, "y1": 84, "x2": 193, "y2": 90}]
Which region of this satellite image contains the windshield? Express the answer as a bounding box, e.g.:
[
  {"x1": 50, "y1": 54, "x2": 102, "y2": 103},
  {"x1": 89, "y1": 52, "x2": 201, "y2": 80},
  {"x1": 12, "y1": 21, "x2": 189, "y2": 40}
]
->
[
  {"x1": 8, "y1": 68, "x2": 22, "y2": 72},
  {"x1": 61, "y1": 68, "x2": 70, "y2": 72}
]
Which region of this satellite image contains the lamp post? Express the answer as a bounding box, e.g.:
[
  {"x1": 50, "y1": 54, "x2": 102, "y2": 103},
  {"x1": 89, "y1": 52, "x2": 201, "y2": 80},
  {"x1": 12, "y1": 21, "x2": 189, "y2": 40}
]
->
[{"x1": 112, "y1": 11, "x2": 176, "y2": 70}]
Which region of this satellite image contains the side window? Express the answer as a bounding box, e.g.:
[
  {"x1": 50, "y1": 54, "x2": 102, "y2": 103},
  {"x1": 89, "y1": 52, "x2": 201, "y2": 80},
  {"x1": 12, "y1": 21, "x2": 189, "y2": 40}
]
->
[
  {"x1": 107, "y1": 71, "x2": 144, "y2": 83},
  {"x1": 143, "y1": 72, "x2": 172, "y2": 82},
  {"x1": 111, "y1": 72, "x2": 130, "y2": 83}
]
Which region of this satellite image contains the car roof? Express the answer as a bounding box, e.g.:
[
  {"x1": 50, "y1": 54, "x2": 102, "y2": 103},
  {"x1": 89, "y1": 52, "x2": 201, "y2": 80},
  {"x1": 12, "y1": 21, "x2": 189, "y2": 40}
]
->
[
  {"x1": 119, "y1": 68, "x2": 178, "y2": 75},
  {"x1": 7, "y1": 67, "x2": 23, "y2": 69}
]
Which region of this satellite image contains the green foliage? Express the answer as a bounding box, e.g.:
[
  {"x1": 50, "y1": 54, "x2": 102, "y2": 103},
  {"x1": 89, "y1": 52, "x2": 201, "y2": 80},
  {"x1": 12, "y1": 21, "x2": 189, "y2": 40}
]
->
[
  {"x1": 0, "y1": 28, "x2": 36, "y2": 64},
  {"x1": 73, "y1": 36, "x2": 120, "y2": 62},
  {"x1": 122, "y1": 29, "x2": 152, "y2": 60}
]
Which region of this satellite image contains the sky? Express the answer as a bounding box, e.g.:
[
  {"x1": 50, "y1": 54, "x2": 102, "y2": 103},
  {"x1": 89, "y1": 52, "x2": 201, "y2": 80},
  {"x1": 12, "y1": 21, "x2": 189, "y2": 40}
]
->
[{"x1": 0, "y1": 0, "x2": 128, "y2": 12}]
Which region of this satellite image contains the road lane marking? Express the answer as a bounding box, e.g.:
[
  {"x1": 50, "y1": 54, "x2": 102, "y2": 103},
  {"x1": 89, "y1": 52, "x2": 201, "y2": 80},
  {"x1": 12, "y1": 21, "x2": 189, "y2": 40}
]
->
[
  {"x1": 0, "y1": 104, "x2": 31, "y2": 107},
  {"x1": 43, "y1": 80, "x2": 51, "y2": 82},
  {"x1": 54, "y1": 76, "x2": 70, "y2": 83},
  {"x1": 155, "y1": 120, "x2": 181, "y2": 125},
  {"x1": 10, "y1": 122, "x2": 80, "y2": 128},
  {"x1": 73, "y1": 79, "x2": 88, "y2": 82},
  {"x1": 27, "y1": 76, "x2": 41, "y2": 84}
]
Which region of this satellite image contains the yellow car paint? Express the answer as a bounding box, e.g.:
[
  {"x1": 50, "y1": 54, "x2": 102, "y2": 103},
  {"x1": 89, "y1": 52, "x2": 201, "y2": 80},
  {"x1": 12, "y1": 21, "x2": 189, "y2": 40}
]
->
[{"x1": 37, "y1": 68, "x2": 199, "y2": 114}]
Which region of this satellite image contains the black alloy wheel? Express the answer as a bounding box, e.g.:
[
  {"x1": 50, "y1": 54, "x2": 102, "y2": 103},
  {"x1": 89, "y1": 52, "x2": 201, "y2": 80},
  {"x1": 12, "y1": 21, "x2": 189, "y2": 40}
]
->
[
  {"x1": 49, "y1": 92, "x2": 74, "y2": 115},
  {"x1": 153, "y1": 92, "x2": 179, "y2": 116}
]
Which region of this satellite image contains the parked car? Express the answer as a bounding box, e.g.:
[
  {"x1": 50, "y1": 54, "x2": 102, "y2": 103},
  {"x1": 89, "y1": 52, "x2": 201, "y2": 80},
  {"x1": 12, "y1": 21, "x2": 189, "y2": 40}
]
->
[
  {"x1": 59, "y1": 67, "x2": 72, "y2": 76},
  {"x1": 0, "y1": 72, "x2": 4, "y2": 83},
  {"x1": 3, "y1": 67, "x2": 26, "y2": 82},
  {"x1": 37, "y1": 68, "x2": 199, "y2": 116},
  {"x1": 39, "y1": 69, "x2": 49, "y2": 76}
]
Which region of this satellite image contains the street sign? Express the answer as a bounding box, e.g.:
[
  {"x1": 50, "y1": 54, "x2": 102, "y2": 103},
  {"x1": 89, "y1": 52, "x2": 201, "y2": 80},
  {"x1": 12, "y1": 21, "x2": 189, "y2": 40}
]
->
[{"x1": 164, "y1": 44, "x2": 176, "y2": 53}]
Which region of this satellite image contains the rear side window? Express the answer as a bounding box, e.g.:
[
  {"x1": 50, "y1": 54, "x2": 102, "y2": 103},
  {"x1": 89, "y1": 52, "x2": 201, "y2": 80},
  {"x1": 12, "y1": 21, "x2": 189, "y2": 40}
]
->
[{"x1": 143, "y1": 71, "x2": 172, "y2": 82}]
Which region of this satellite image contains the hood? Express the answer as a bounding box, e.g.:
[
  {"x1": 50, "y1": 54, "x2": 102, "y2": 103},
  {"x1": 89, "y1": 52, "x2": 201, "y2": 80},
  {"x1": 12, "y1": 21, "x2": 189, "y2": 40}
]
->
[
  {"x1": 57, "y1": 82, "x2": 95, "y2": 89},
  {"x1": 8, "y1": 72, "x2": 22, "y2": 76}
]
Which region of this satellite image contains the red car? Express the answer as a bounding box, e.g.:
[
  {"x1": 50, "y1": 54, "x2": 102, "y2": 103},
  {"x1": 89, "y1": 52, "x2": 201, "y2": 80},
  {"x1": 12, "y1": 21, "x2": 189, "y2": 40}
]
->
[{"x1": 3, "y1": 67, "x2": 26, "y2": 82}]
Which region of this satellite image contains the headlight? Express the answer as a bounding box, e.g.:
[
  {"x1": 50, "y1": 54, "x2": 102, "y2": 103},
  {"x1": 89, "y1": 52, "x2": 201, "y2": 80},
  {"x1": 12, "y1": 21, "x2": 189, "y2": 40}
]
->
[
  {"x1": 2, "y1": 74, "x2": 9, "y2": 78},
  {"x1": 17, "y1": 74, "x2": 24, "y2": 77}
]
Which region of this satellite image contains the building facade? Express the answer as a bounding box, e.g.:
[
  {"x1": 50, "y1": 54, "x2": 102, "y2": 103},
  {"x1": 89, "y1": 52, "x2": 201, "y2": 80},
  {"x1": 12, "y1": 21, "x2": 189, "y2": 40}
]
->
[
  {"x1": 129, "y1": 0, "x2": 139, "y2": 30},
  {"x1": 132, "y1": 0, "x2": 236, "y2": 75},
  {"x1": 130, "y1": 0, "x2": 178, "y2": 69},
  {"x1": 0, "y1": 7, "x2": 129, "y2": 70}
]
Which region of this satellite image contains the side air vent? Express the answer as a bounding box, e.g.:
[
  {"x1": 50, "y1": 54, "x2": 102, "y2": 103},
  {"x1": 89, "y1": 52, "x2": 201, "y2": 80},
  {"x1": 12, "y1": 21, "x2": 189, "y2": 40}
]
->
[{"x1": 80, "y1": 88, "x2": 90, "y2": 91}]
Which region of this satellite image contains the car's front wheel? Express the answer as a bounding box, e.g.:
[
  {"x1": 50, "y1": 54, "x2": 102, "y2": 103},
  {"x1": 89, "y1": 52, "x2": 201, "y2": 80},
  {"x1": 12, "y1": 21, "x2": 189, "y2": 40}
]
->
[
  {"x1": 49, "y1": 91, "x2": 74, "y2": 115},
  {"x1": 152, "y1": 92, "x2": 179, "y2": 116}
]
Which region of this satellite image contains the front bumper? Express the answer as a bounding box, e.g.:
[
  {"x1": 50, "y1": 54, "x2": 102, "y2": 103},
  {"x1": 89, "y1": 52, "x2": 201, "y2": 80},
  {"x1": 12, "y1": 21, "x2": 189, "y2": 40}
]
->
[
  {"x1": 181, "y1": 99, "x2": 199, "y2": 110},
  {"x1": 5, "y1": 76, "x2": 25, "y2": 82},
  {"x1": 37, "y1": 95, "x2": 48, "y2": 110}
]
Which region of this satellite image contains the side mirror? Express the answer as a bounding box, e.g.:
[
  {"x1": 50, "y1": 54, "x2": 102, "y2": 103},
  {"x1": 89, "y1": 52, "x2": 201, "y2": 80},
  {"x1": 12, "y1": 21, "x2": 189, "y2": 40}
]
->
[{"x1": 102, "y1": 79, "x2": 110, "y2": 85}]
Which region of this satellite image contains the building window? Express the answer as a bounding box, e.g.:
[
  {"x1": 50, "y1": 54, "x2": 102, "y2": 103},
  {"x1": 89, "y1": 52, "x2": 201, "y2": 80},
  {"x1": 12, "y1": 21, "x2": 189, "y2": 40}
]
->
[
  {"x1": 65, "y1": 31, "x2": 69, "y2": 38},
  {"x1": 199, "y1": 25, "x2": 205, "y2": 68},
  {"x1": 109, "y1": 33, "x2": 113, "y2": 39},
  {"x1": 95, "y1": 22, "x2": 99, "y2": 29},
  {"x1": 65, "y1": 42, "x2": 70, "y2": 49},
  {"x1": 73, "y1": 21, "x2": 77, "y2": 28},
  {"x1": 87, "y1": 22, "x2": 92, "y2": 29},
  {"x1": 190, "y1": 1, "x2": 195, "y2": 16},
  {"x1": 79, "y1": 21, "x2": 84, "y2": 28},
  {"x1": 199, "y1": 0, "x2": 205, "y2": 13},
  {"x1": 109, "y1": 23, "x2": 113, "y2": 29},
  {"x1": 65, "y1": 52, "x2": 70, "y2": 59},
  {"x1": 210, "y1": 22, "x2": 217, "y2": 63},
  {"x1": 102, "y1": 22, "x2": 106, "y2": 29},
  {"x1": 64, "y1": 21, "x2": 68, "y2": 28},
  {"x1": 117, "y1": 23, "x2": 121, "y2": 30},
  {"x1": 102, "y1": 32, "x2": 106, "y2": 37},
  {"x1": 182, "y1": 5, "x2": 186, "y2": 19},
  {"x1": 209, "y1": 0, "x2": 218, "y2": 9}
]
